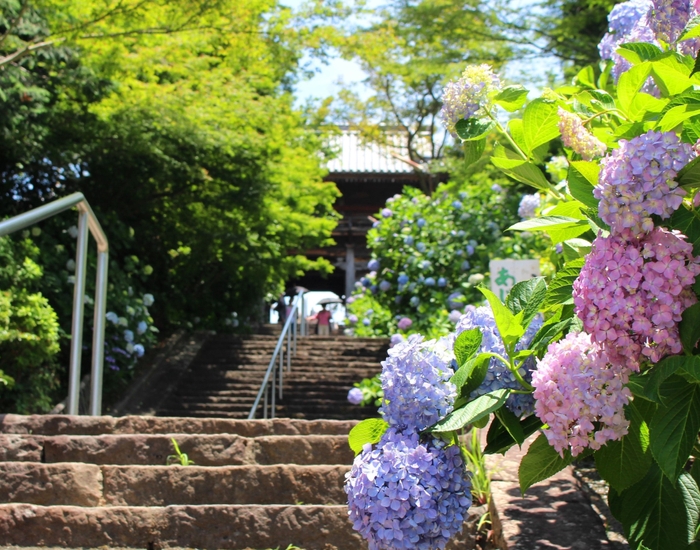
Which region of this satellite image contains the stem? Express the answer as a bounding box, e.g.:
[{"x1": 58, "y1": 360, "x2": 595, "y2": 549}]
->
[
  {"x1": 581, "y1": 108, "x2": 628, "y2": 125},
  {"x1": 479, "y1": 351, "x2": 534, "y2": 392},
  {"x1": 487, "y1": 111, "x2": 528, "y2": 160}
]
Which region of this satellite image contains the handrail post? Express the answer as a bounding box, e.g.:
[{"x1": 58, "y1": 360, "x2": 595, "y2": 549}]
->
[
  {"x1": 89, "y1": 250, "x2": 109, "y2": 415},
  {"x1": 67, "y1": 212, "x2": 90, "y2": 415}
]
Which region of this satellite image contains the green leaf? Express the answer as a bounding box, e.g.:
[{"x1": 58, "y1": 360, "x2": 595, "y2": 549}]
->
[
  {"x1": 519, "y1": 433, "x2": 573, "y2": 494},
  {"x1": 677, "y1": 156, "x2": 700, "y2": 188},
  {"x1": 640, "y1": 356, "x2": 691, "y2": 402},
  {"x1": 669, "y1": 206, "x2": 700, "y2": 256},
  {"x1": 567, "y1": 161, "x2": 600, "y2": 210},
  {"x1": 617, "y1": 62, "x2": 652, "y2": 115},
  {"x1": 522, "y1": 98, "x2": 561, "y2": 155},
  {"x1": 594, "y1": 400, "x2": 652, "y2": 492},
  {"x1": 509, "y1": 215, "x2": 587, "y2": 233},
  {"x1": 485, "y1": 414, "x2": 543, "y2": 455},
  {"x1": 651, "y1": 57, "x2": 694, "y2": 96},
  {"x1": 681, "y1": 303, "x2": 700, "y2": 355},
  {"x1": 453, "y1": 328, "x2": 482, "y2": 367},
  {"x1": 543, "y1": 257, "x2": 585, "y2": 309},
  {"x1": 494, "y1": 407, "x2": 526, "y2": 447},
  {"x1": 494, "y1": 85, "x2": 528, "y2": 112},
  {"x1": 505, "y1": 277, "x2": 547, "y2": 328},
  {"x1": 693, "y1": 50, "x2": 700, "y2": 78},
  {"x1": 681, "y1": 15, "x2": 700, "y2": 42},
  {"x1": 427, "y1": 389, "x2": 509, "y2": 433},
  {"x1": 463, "y1": 138, "x2": 486, "y2": 168},
  {"x1": 454, "y1": 353, "x2": 491, "y2": 397},
  {"x1": 529, "y1": 317, "x2": 572, "y2": 354},
  {"x1": 609, "y1": 465, "x2": 699, "y2": 550},
  {"x1": 456, "y1": 118, "x2": 493, "y2": 141},
  {"x1": 348, "y1": 418, "x2": 389, "y2": 455},
  {"x1": 658, "y1": 104, "x2": 700, "y2": 132},
  {"x1": 587, "y1": 89, "x2": 617, "y2": 112},
  {"x1": 649, "y1": 374, "x2": 700, "y2": 481},
  {"x1": 491, "y1": 145, "x2": 552, "y2": 191},
  {"x1": 574, "y1": 65, "x2": 596, "y2": 88},
  {"x1": 478, "y1": 286, "x2": 525, "y2": 346},
  {"x1": 617, "y1": 42, "x2": 664, "y2": 64}
]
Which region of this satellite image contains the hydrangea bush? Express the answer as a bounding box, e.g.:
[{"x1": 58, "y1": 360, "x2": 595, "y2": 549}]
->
[{"x1": 347, "y1": 2, "x2": 700, "y2": 548}]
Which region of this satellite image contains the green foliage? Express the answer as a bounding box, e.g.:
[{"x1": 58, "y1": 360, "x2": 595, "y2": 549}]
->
[
  {"x1": 0, "y1": 236, "x2": 61, "y2": 413},
  {"x1": 462, "y1": 428, "x2": 491, "y2": 506},
  {"x1": 166, "y1": 438, "x2": 195, "y2": 466},
  {"x1": 348, "y1": 418, "x2": 389, "y2": 456}
]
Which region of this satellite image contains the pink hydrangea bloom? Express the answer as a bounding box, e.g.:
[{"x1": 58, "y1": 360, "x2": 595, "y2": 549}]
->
[
  {"x1": 573, "y1": 228, "x2": 700, "y2": 370},
  {"x1": 594, "y1": 130, "x2": 694, "y2": 238},
  {"x1": 532, "y1": 332, "x2": 632, "y2": 457},
  {"x1": 557, "y1": 108, "x2": 607, "y2": 161}
]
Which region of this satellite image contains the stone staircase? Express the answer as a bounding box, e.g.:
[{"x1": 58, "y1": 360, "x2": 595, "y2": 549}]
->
[
  {"x1": 0, "y1": 414, "x2": 482, "y2": 549},
  {"x1": 152, "y1": 333, "x2": 389, "y2": 420}
]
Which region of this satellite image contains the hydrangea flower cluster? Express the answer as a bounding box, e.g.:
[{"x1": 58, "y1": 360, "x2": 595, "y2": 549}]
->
[
  {"x1": 440, "y1": 64, "x2": 501, "y2": 139},
  {"x1": 379, "y1": 334, "x2": 457, "y2": 432},
  {"x1": 347, "y1": 387, "x2": 364, "y2": 405},
  {"x1": 517, "y1": 194, "x2": 541, "y2": 220},
  {"x1": 346, "y1": 429, "x2": 472, "y2": 550},
  {"x1": 557, "y1": 108, "x2": 607, "y2": 161},
  {"x1": 649, "y1": 0, "x2": 693, "y2": 44},
  {"x1": 532, "y1": 332, "x2": 632, "y2": 457},
  {"x1": 455, "y1": 304, "x2": 542, "y2": 417},
  {"x1": 573, "y1": 228, "x2": 700, "y2": 370},
  {"x1": 594, "y1": 130, "x2": 694, "y2": 238}
]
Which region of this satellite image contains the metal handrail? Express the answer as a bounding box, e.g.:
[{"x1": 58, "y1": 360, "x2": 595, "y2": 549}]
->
[
  {"x1": 0, "y1": 192, "x2": 109, "y2": 416},
  {"x1": 248, "y1": 290, "x2": 307, "y2": 419}
]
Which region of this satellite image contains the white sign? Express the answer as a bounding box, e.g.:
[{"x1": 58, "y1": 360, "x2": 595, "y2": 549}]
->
[{"x1": 489, "y1": 259, "x2": 541, "y2": 302}]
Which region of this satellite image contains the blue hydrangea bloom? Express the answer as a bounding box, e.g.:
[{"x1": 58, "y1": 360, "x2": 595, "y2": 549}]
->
[
  {"x1": 379, "y1": 335, "x2": 456, "y2": 432},
  {"x1": 417, "y1": 218, "x2": 427, "y2": 227},
  {"x1": 416, "y1": 242, "x2": 427, "y2": 252},
  {"x1": 368, "y1": 259, "x2": 381, "y2": 271},
  {"x1": 379, "y1": 280, "x2": 391, "y2": 292},
  {"x1": 398, "y1": 274, "x2": 409, "y2": 286},
  {"x1": 460, "y1": 260, "x2": 471, "y2": 271},
  {"x1": 424, "y1": 277, "x2": 436, "y2": 287},
  {"x1": 437, "y1": 277, "x2": 447, "y2": 287},
  {"x1": 455, "y1": 305, "x2": 543, "y2": 417},
  {"x1": 451, "y1": 200, "x2": 463, "y2": 209},
  {"x1": 363, "y1": 318, "x2": 371, "y2": 326},
  {"x1": 346, "y1": 428, "x2": 472, "y2": 550},
  {"x1": 348, "y1": 387, "x2": 364, "y2": 405},
  {"x1": 465, "y1": 245, "x2": 475, "y2": 256},
  {"x1": 410, "y1": 296, "x2": 420, "y2": 307}
]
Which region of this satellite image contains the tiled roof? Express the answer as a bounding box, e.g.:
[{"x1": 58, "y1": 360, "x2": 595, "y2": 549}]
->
[{"x1": 325, "y1": 127, "x2": 427, "y2": 174}]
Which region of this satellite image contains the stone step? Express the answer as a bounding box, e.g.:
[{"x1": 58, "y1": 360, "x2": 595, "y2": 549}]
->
[
  {"x1": 0, "y1": 433, "x2": 354, "y2": 466},
  {"x1": 0, "y1": 415, "x2": 357, "y2": 437},
  {"x1": 0, "y1": 462, "x2": 348, "y2": 506},
  {"x1": 0, "y1": 503, "x2": 367, "y2": 550}
]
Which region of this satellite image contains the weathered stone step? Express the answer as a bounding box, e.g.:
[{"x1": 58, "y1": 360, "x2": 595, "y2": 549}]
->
[
  {"x1": 0, "y1": 463, "x2": 348, "y2": 506},
  {"x1": 0, "y1": 415, "x2": 357, "y2": 437},
  {"x1": 0, "y1": 503, "x2": 366, "y2": 550},
  {"x1": 3, "y1": 433, "x2": 353, "y2": 466}
]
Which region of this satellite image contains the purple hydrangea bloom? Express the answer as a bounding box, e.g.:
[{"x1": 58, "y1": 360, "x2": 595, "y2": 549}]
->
[
  {"x1": 348, "y1": 314, "x2": 359, "y2": 325},
  {"x1": 345, "y1": 429, "x2": 472, "y2": 550},
  {"x1": 455, "y1": 305, "x2": 543, "y2": 417},
  {"x1": 379, "y1": 335, "x2": 457, "y2": 432},
  {"x1": 348, "y1": 387, "x2": 364, "y2": 405},
  {"x1": 573, "y1": 228, "x2": 700, "y2": 370},
  {"x1": 595, "y1": 130, "x2": 694, "y2": 238},
  {"x1": 379, "y1": 280, "x2": 392, "y2": 292},
  {"x1": 440, "y1": 64, "x2": 502, "y2": 139},
  {"x1": 390, "y1": 333, "x2": 406, "y2": 347},
  {"x1": 397, "y1": 317, "x2": 413, "y2": 330},
  {"x1": 368, "y1": 259, "x2": 381, "y2": 271},
  {"x1": 649, "y1": 0, "x2": 692, "y2": 44},
  {"x1": 533, "y1": 332, "x2": 631, "y2": 457},
  {"x1": 447, "y1": 293, "x2": 465, "y2": 310},
  {"x1": 382, "y1": 208, "x2": 393, "y2": 218},
  {"x1": 448, "y1": 310, "x2": 463, "y2": 324},
  {"x1": 491, "y1": 183, "x2": 503, "y2": 193},
  {"x1": 518, "y1": 194, "x2": 541, "y2": 220}
]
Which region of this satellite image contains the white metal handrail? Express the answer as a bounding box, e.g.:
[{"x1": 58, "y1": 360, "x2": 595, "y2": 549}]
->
[
  {"x1": 248, "y1": 290, "x2": 307, "y2": 419},
  {"x1": 0, "y1": 192, "x2": 109, "y2": 416}
]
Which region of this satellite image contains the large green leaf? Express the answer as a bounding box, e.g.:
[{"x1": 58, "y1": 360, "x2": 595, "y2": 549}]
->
[
  {"x1": 681, "y1": 303, "x2": 700, "y2": 355},
  {"x1": 427, "y1": 389, "x2": 509, "y2": 433},
  {"x1": 519, "y1": 433, "x2": 573, "y2": 494},
  {"x1": 485, "y1": 413, "x2": 543, "y2": 455},
  {"x1": 529, "y1": 317, "x2": 572, "y2": 354},
  {"x1": 463, "y1": 138, "x2": 486, "y2": 168},
  {"x1": 669, "y1": 206, "x2": 700, "y2": 256},
  {"x1": 348, "y1": 418, "x2": 389, "y2": 455},
  {"x1": 617, "y1": 42, "x2": 664, "y2": 64},
  {"x1": 617, "y1": 62, "x2": 652, "y2": 115},
  {"x1": 505, "y1": 277, "x2": 547, "y2": 329},
  {"x1": 494, "y1": 407, "x2": 526, "y2": 447},
  {"x1": 681, "y1": 14, "x2": 700, "y2": 42},
  {"x1": 451, "y1": 353, "x2": 491, "y2": 397},
  {"x1": 479, "y1": 286, "x2": 525, "y2": 347},
  {"x1": 455, "y1": 118, "x2": 493, "y2": 141},
  {"x1": 509, "y1": 215, "x2": 588, "y2": 233},
  {"x1": 522, "y1": 98, "x2": 561, "y2": 154},
  {"x1": 651, "y1": 57, "x2": 694, "y2": 96},
  {"x1": 543, "y1": 257, "x2": 585, "y2": 308},
  {"x1": 567, "y1": 161, "x2": 599, "y2": 210},
  {"x1": 609, "y1": 465, "x2": 699, "y2": 550},
  {"x1": 641, "y1": 356, "x2": 697, "y2": 402},
  {"x1": 649, "y1": 374, "x2": 700, "y2": 482},
  {"x1": 453, "y1": 328, "x2": 482, "y2": 367},
  {"x1": 678, "y1": 156, "x2": 700, "y2": 189},
  {"x1": 595, "y1": 400, "x2": 652, "y2": 492},
  {"x1": 658, "y1": 104, "x2": 700, "y2": 132},
  {"x1": 491, "y1": 145, "x2": 552, "y2": 191},
  {"x1": 494, "y1": 85, "x2": 528, "y2": 112}
]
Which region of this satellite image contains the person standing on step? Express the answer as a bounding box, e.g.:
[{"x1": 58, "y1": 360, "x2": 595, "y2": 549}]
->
[
  {"x1": 308, "y1": 304, "x2": 332, "y2": 336},
  {"x1": 277, "y1": 292, "x2": 287, "y2": 326}
]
